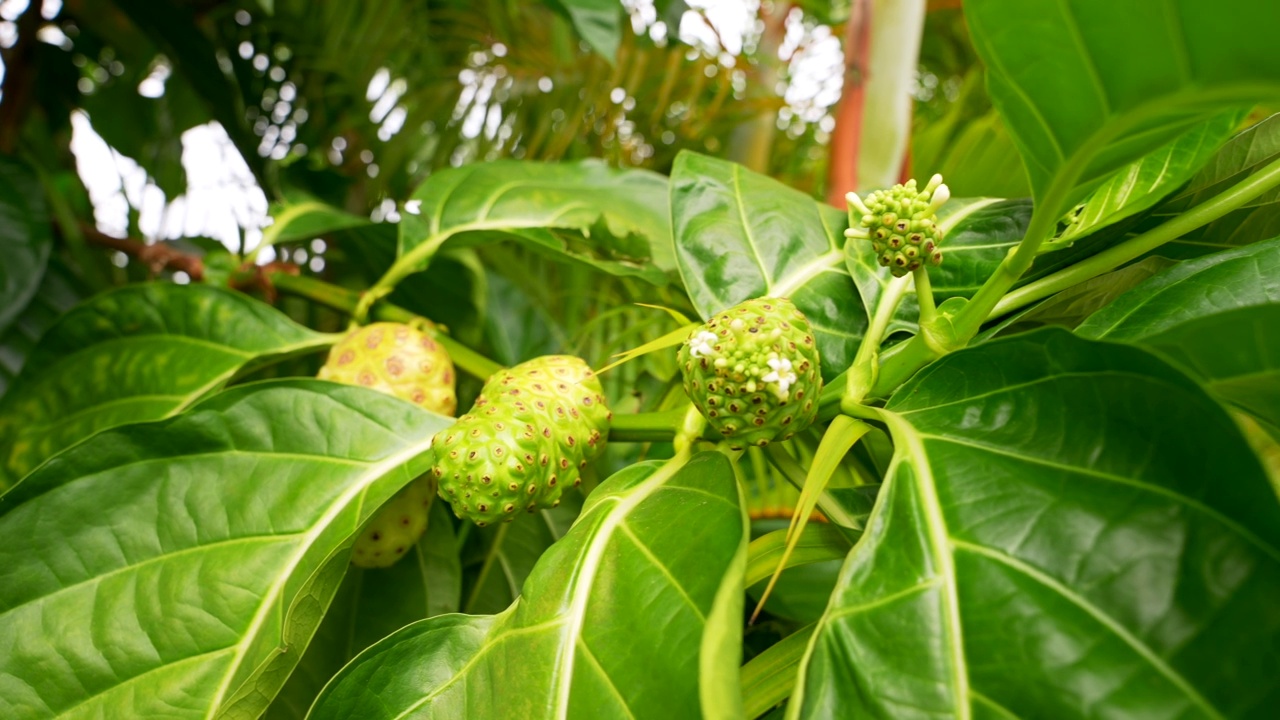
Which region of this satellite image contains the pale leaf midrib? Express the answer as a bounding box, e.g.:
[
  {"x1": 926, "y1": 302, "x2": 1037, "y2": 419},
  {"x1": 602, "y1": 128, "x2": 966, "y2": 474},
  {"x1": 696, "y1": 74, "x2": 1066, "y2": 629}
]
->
[
  {"x1": 205, "y1": 438, "x2": 434, "y2": 716},
  {"x1": 883, "y1": 412, "x2": 970, "y2": 720}
]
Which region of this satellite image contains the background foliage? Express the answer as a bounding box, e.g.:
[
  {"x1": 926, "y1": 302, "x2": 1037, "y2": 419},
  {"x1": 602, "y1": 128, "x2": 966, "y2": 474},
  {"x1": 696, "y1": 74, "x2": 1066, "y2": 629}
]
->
[{"x1": 1, "y1": 1, "x2": 1279, "y2": 719}]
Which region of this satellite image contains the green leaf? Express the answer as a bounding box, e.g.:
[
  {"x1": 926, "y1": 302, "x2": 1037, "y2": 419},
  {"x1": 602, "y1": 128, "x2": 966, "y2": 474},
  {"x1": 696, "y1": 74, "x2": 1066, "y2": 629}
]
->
[
  {"x1": 792, "y1": 330, "x2": 1280, "y2": 718},
  {"x1": 742, "y1": 624, "x2": 816, "y2": 720},
  {"x1": 544, "y1": 0, "x2": 622, "y2": 60},
  {"x1": 389, "y1": 160, "x2": 673, "y2": 288},
  {"x1": 1165, "y1": 113, "x2": 1280, "y2": 212},
  {"x1": 260, "y1": 196, "x2": 373, "y2": 261},
  {"x1": 1057, "y1": 112, "x2": 1244, "y2": 243},
  {"x1": 965, "y1": 0, "x2": 1280, "y2": 223},
  {"x1": 846, "y1": 198, "x2": 1032, "y2": 338},
  {"x1": 0, "y1": 157, "x2": 52, "y2": 336},
  {"x1": 266, "y1": 501, "x2": 461, "y2": 720},
  {"x1": 0, "y1": 379, "x2": 453, "y2": 719},
  {"x1": 670, "y1": 151, "x2": 865, "y2": 379},
  {"x1": 980, "y1": 256, "x2": 1177, "y2": 340},
  {"x1": 745, "y1": 525, "x2": 852, "y2": 589},
  {"x1": 0, "y1": 284, "x2": 333, "y2": 486},
  {"x1": 309, "y1": 452, "x2": 748, "y2": 720},
  {"x1": 1079, "y1": 237, "x2": 1280, "y2": 429}
]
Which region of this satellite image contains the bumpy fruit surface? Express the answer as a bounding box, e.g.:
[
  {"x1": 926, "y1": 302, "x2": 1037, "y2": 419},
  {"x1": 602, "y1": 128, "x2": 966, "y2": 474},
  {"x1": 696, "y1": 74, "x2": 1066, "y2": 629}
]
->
[
  {"x1": 433, "y1": 355, "x2": 611, "y2": 526},
  {"x1": 351, "y1": 476, "x2": 434, "y2": 568},
  {"x1": 679, "y1": 297, "x2": 822, "y2": 450},
  {"x1": 844, "y1": 174, "x2": 950, "y2": 277},
  {"x1": 318, "y1": 322, "x2": 457, "y2": 416},
  {"x1": 476, "y1": 355, "x2": 610, "y2": 468}
]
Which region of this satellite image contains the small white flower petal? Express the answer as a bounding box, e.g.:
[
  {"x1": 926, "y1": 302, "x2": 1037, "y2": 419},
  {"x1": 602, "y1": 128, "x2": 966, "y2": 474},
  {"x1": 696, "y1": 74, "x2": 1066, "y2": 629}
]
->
[{"x1": 927, "y1": 183, "x2": 951, "y2": 214}]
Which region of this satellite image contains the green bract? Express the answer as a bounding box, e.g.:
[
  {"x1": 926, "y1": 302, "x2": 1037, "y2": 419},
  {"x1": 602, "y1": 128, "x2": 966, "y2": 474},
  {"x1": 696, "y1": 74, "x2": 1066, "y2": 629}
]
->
[
  {"x1": 844, "y1": 174, "x2": 949, "y2": 277},
  {"x1": 678, "y1": 297, "x2": 822, "y2": 450},
  {"x1": 433, "y1": 355, "x2": 611, "y2": 525}
]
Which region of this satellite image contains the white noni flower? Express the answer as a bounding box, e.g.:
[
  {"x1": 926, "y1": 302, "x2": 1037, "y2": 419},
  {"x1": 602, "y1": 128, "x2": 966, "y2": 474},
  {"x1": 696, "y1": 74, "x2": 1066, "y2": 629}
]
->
[
  {"x1": 688, "y1": 330, "x2": 719, "y2": 358},
  {"x1": 761, "y1": 353, "x2": 798, "y2": 400}
]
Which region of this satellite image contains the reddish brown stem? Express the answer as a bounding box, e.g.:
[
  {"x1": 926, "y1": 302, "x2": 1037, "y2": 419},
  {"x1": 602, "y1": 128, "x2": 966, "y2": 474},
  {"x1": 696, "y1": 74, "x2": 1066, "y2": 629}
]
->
[
  {"x1": 79, "y1": 225, "x2": 207, "y2": 280},
  {"x1": 75, "y1": 224, "x2": 301, "y2": 302},
  {"x1": 825, "y1": 0, "x2": 873, "y2": 208}
]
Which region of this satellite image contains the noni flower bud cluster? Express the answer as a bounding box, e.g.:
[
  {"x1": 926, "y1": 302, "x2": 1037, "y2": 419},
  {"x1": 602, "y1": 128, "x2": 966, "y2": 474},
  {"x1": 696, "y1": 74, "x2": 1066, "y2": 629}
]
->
[{"x1": 844, "y1": 174, "x2": 950, "y2": 278}]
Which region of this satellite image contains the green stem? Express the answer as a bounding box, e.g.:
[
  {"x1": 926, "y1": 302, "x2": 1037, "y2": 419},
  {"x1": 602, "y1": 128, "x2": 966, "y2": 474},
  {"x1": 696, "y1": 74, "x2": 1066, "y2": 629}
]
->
[
  {"x1": 608, "y1": 408, "x2": 692, "y2": 442},
  {"x1": 268, "y1": 272, "x2": 504, "y2": 379},
  {"x1": 464, "y1": 521, "x2": 510, "y2": 613},
  {"x1": 843, "y1": 275, "x2": 911, "y2": 407},
  {"x1": 992, "y1": 153, "x2": 1280, "y2": 317},
  {"x1": 912, "y1": 266, "x2": 937, "y2": 324}
]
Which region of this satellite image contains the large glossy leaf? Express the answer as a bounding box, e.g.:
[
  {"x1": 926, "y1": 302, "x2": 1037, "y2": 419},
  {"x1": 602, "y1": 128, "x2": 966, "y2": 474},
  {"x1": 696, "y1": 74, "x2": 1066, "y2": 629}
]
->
[
  {"x1": 0, "y1": 284, "x2": 333, "y2": 486},
  {"x1": 389, "y1": 159, "x2": 674, "y2": 287},
  {"x1": 671, "y1": 151, "x2": 865, "y2": 379},
  {"x1": 981, "y1": 256, "x2": 1176, "y2": 340},
  {"x1": 1079, "y1": 237, "x2": 1280, "y2": 430},
  {"x1": 846, "y1": 198, "x2": 1032, "y2": 338},
  {"x1": 792, "y1": 330, "x2": 1280, "y2": 718},
  {"x1": 266, "y1": 501, "x2": 461, "y2": 720},
  {"x1": 965, "y1": 0, "x2": 1280, "y2": 222},
  {"x1": 0, "y1": 157, "x2": 52, "y2": 336},
  {"x1": 1056, "y1": 112, "x2": 1243, "y2": 244},
  {"x1": 0, "y1": 380, "x2": 453, "y2": 719},
  {"x1": 309, "y1": 451, "x2": 748, "y2": 720}
]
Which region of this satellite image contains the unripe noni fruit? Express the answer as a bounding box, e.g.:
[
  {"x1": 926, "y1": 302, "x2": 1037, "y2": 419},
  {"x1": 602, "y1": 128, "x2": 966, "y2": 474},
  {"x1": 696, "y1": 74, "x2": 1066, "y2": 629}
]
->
[
  {"x1": 318, "y1": 322, "x2": 456, "y2": 568},
  {"x1": 319, "y1": 322, "x2": 457, "y2": 416},
  {"x1": 844, "y1": 174, "x2": 949, "y2": 278},
  {"x1": 433, "y1": 355, "x2": 611, "y2": 526},
  {"x1": 678, "y1": 297, "x2": 821, "y2": 450},
  {"x1": 351, "y1": 476, "x2": 434, "y2": 568}
]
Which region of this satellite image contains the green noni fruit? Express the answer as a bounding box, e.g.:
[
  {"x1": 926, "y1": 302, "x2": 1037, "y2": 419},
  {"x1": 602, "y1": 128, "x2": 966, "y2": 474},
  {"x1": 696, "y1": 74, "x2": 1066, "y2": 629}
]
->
[
  {"x1": 350, "y1": 476, "x2": 434, "y2": 568},
  {"x1": 678, "y1": 297, "x2": 822, "y2": 450},
  {"x1": 318, "y1": 321, "x2": 456, "y2": 567},
  {"x1": 433, "y1": 355, "x2": 611, "y2": 526},
  {"x1": 318, "y1": 321, "x2": 457, "y2": 416}
]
